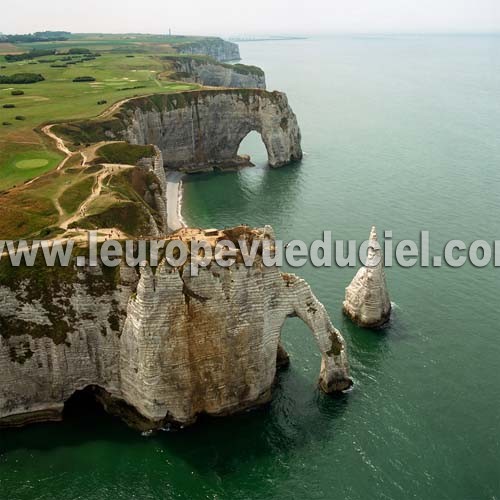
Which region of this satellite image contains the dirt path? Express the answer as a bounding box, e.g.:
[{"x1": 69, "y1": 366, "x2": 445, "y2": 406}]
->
[
  {"x1": 37, "y1": 97, "x2": 187, "y2": 233},
  {"x1": 53, "y1": 197, "x2": 65, "y2": 218},
  {"x1": 80, "y1": 140, "x2": 121, "y2": 165},
  {"x1": 22, "y1": 128, "x2": 75, "y2": 188},
  {"x1": 60, "y1": 164, "x2": 133, "y2": 230},
  {"x1": 39, "y1": 117, "x2": 133, "y2": 230},
  {"x1": 41, "y1": 124, "x2": 72, "y2": 157},
  {"x1": 39, "y1": 96, "x2": 135, "y2": 174},
  {"x1": 97, "y1": 95, "x2": 143, "y2": 119},
  {"x1": 40, "y1": 124, "x2": 74, "y2": 172}
]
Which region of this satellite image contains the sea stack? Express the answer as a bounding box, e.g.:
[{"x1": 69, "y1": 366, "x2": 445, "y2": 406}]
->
[{"x1": 343, "y1": 226, "x2": 391, "y2": 328}]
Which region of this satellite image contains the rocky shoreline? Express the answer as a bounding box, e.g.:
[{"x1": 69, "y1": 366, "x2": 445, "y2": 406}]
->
[
  {"x1": 0, "y1": 39, "x2": 356, "y2": 431},
  {"x1": 0, "y1": 227, "x2": 352, "y2": 430}
]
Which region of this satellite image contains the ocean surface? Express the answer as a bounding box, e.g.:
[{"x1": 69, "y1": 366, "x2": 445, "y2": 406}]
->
[{"x1": 1, "y1": 35, "x2": 500, "y2": 499}]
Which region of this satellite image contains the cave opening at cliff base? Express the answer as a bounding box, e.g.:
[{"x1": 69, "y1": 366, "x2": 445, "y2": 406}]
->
[{"x1": 63, "y1": 385, "x2": 110, "y2": 424}]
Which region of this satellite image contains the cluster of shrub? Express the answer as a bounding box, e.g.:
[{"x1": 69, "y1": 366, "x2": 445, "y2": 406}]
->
[
  {"x1": 2, "y1": 116, "x2": 26, "y2": 126},
  {"x1": 68, "y1": 48, "x2": 91, "y2": 55},
  {"x1": 2, "y1": 89, "x2": 27, "y2": 125},
  {"x1": 52, "y1": 55, "x2": 101, "y2": 68},
  {"x1": 81, "y1": 55, "x2": 100, "y2": 61},
  {"x1": 5, "y1": 48, "x2": 101, "y2": 67},
  {"x1": 117, "y1": 85, "x2": 147, "y2": 91},
  {"x1": 72, "y1": 76, "x2": 96, "y2": 82},
  {"x1": 0, "y1": 73, "x2": 45, "y2": 84},
  {"x1": 0, "y1": 31, "x2": 70, "y2": 43},
  {"x1": 1, "y1": 91, "x2": 26, "y2": 125},
  {"x1": 4, "y1": 49, "x2": 57, "y2": 62}
]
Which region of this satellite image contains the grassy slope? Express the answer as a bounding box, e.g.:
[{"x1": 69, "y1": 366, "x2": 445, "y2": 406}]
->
[
  {"x1": 0, "y1": 33, "x2": 254, "y2": 239},
  {"x1": 15, "y1": 33, "x2": 216, "y2": 52},
  {"x1": 95, "y1": 142, "x2": 155, "y2": 165},
  {"x1": 0, "y1": 161, "x2": 86, "y2": 238},
  {"x1": 0, "y1": 41, "x2": 198, "y2": 190},
  {"x1": 0, "y1": 155, "x2": 161, "y2": 240},
  {"x1": 74, "y1": 168, "x2": 162, "y2": 237}
]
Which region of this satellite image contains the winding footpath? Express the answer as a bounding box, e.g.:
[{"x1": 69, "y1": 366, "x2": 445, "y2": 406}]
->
[
  {"x1": 60, "y1": 164, "x2": 133, "y2": 230},
  {"x1": 39, "y1": 102, "x2": 186, "y2": 234},
  {"x1": 41, "y1": 124, "x2": 72, "y2": 168},
  {"x1": 39, "y1": 94, "x2": 140, "y2": 174}
]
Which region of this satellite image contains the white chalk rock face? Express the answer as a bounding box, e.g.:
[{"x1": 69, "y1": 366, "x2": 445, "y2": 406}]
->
[
  {"x1": 58, "y1": 90, "x2": 302, "y2": 172},
  {"x1": 0, "y1": 227, "x2": 351, "y2": 430},
  {"x1": 343, "y1": 227, "x2": 391, "y2": 328},
  {"x1": 175, "y1": 38, "x2": 241, "y2": 62},
  {"x1": 170, "y1": 57, "x2": 266, "y2": 89},
  {"x1": 119, "y1": 90, "x2": 302, "y2": 171}
]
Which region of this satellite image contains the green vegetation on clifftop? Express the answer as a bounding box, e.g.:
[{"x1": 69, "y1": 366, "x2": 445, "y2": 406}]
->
[{"x1": 94, "y1": 143, "x2": 155, "y2": 165}]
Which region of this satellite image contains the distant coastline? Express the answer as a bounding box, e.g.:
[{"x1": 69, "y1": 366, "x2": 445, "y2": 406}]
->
[{"x1": 229, "y1": 36, "x2": 308, "y2": 42}]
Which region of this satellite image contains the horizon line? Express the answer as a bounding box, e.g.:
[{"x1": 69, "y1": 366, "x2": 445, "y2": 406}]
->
[{"x1": 1, "y1": 30, "x2": 500, "y2": 37}]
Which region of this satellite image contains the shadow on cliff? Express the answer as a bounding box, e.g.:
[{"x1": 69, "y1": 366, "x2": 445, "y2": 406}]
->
[
  {"x1": 0, "y1": 389, "x2": 144, "y2": 456},
  {"x1": 0, "y1": 366, "x2": 349, "y2": 471},
  {"x1": 149, "y1": 366, "x2": 350, "y2": 478}
]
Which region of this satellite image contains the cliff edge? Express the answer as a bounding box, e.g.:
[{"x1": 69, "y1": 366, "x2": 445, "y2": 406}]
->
[
  {"x1": 165, "y1": 55, "x2": 266, "y2": 89},
  {"x1": 173, "y1": 37, "x2": 241, "y2": 62},
  {"x1": 54, "y1": 89, "x2": 302, "y2": 172},
  {"x1": 0, "y1": 226, "x2": 351, "y2": 430}
]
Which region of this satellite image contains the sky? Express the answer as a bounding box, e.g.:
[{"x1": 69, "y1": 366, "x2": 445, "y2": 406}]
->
[{"x1": 2, "y1": 0, "x2": 499, "y2": 36}]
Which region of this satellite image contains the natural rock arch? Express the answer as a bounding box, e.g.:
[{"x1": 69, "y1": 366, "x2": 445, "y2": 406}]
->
[
  {"x1": 237, "y1": 130, "x2": 269, "y2": 165},
  {"x1": 119, "y1": 256, "x2": 351, "y2": 427},
  {"x1": 0, "y1": 226, "x2": 350, "y2": 430},
  {"x1": 119, "y1": 89, "x2": 303, "y2": 171}
]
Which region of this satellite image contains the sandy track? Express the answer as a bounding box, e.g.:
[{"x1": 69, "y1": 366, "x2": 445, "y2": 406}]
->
[
  {"x1": 61, "y1": 164, "x2": 133, "y2": 230},
  {"x1": 37, "y1": 97, "x2": 187, "y2": 234}
]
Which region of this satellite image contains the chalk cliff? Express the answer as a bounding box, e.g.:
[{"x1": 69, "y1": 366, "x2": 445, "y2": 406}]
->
[
  {"x1": 167, "y1": 56, "x2": 266, "y2": 89},
  {"x1": 343, "y1": 226, "x2": 391, "y2": 328},
  {"x1": 0, "y1": 227, "x2": 351, "y2": 429},
  {"x1": 119, "y1": 90, "x2": 302, "y2": 171},
  {"x1": 56, "y1": 90, "x2": 302, "y2": 171},
  {"x1": 174, "y1": 37, "x2": 241, "y2": 62}
]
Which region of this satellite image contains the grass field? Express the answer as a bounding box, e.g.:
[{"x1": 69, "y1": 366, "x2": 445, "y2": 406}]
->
[
  {"x1": 14, "y1": 33, "x2": 216, "y2": 52},
  {"x1": 0, "y1": 32, "x2": 243, "y2": 239},
  {"x1": 0, "y1": 43, "x2": 23, "y2": 55},
  {"x1": 0, "y1": 160, "x2": 85, "y2": 238},
  {"x1": 0, "y1": 39, "x2": 199, "y2": 190},
  {"x1": 0, "y1": 140, "x2": 62, "y2": 190},
  {"x1": 0, "y1": 145, "x2": 162, "y2": 240}
]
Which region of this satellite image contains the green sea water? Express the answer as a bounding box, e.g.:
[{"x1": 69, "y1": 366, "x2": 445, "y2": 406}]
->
[{"x1": 1, "y1": 36, "x2": 500, "y2": 499}]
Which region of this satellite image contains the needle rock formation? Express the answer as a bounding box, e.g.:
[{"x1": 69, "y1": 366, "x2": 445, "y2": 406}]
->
[{"x1": 343, "y1": 226, "x2": 391, "y2": 328}]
